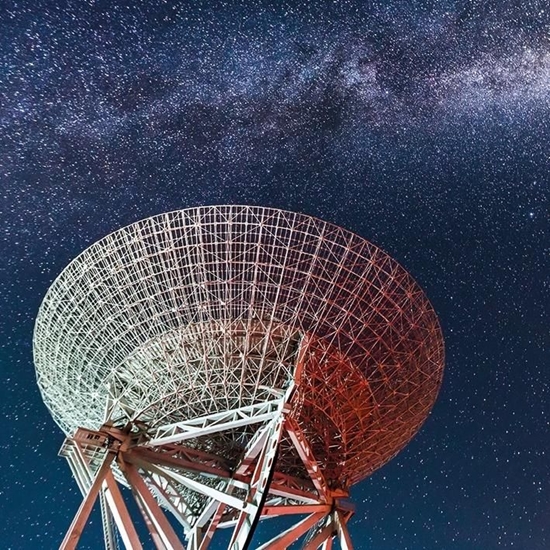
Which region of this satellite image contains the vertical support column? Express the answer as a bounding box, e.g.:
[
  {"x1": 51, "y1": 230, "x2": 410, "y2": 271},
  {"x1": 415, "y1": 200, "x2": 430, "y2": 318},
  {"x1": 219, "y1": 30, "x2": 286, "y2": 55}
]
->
[
  {"x1": 103, "y1": 470, "x2": 143, "y2": 550},
  {"x1": 100, "y1": 490, "x2": 119, "y2": 550},
  {"x1": 65, "y1": 448, "x2": 89, "y2": 496},
  {"x1": 333, "y1": 510, "x2": 354, "y2": 550},
  {"x1": 228, "y1": 411, "x2": 286, "y2": 550}
]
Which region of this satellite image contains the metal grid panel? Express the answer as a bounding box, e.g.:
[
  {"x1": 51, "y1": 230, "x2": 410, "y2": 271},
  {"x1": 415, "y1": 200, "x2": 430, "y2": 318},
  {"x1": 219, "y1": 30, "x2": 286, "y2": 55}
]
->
[{"x1": 34, "y1": 205, "x2": 444, "y2": 487}]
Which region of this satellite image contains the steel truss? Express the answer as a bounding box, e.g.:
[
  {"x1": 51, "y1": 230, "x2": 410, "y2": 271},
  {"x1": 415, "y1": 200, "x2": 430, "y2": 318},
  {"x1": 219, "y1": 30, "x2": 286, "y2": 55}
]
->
[
  {"x1": 35, "y1": 205, "x2": 445, "y2": 549},
  {"x1": 59, "y1": 386, "x2": 355, "y2": 550}
]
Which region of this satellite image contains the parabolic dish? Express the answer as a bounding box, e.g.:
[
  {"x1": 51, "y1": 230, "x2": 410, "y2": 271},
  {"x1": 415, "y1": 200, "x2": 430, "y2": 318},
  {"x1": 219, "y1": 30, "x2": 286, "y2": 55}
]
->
[{"x1": 34, "y1": 205, "x2": 444, "y2": 487}]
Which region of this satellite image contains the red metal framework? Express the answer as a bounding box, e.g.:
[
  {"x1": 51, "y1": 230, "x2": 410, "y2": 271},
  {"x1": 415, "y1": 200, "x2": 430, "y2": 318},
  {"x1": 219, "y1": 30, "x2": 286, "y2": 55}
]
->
[{"x1": 34, "y1": 205, "x2": 444, "y2": 548}]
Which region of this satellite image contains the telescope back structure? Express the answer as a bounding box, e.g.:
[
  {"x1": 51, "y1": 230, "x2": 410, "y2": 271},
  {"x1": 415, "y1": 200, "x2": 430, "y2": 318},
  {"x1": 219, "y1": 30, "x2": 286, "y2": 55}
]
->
[{"x1": 34, "y1": 205, "x2": 444, "y2": 549}]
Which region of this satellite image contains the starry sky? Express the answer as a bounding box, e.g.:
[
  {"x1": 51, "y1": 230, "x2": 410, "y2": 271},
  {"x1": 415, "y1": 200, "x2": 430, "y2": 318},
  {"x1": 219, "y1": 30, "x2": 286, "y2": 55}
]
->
[{"x1": 1, "y1": 0, "x2": 549, "y2": 548}]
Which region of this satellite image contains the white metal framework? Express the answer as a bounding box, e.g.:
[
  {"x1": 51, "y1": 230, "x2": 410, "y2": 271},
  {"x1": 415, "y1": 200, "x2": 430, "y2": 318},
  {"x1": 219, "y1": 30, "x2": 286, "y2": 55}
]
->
[{"x1": 34, "y1": 205, "x2": 444, "y2": 548}]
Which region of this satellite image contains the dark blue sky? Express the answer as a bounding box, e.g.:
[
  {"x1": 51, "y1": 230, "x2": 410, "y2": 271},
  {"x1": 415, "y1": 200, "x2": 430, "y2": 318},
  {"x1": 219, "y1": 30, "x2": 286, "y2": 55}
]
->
[{"x1": 1, "y1": 1, "x2": 549, "y2": 548}]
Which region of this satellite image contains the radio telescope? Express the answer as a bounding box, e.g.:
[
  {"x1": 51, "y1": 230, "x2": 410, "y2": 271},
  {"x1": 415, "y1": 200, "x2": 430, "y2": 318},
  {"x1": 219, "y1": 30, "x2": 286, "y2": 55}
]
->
[{"x1": 34, "y1": 205, "x2": 444, "y2": 549}]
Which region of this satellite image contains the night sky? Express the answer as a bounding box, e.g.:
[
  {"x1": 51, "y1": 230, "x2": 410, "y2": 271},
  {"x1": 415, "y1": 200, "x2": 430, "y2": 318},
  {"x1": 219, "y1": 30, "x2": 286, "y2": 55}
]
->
[{"x1": 1, "y1": 1, "x2": 549, "y2": 548}]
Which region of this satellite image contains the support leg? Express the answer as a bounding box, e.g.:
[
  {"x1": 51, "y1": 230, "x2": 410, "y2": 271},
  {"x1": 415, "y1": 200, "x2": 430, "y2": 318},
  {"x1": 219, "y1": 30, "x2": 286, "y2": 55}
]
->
[
  {"x1": 228, "y1": 412, "x2": 285, "y2": 550},
  {"x1": 60, "y1": 450, "x2": 116, "y2": 550},
  {"x1": 333, "y1": 510, "x2": 353, "y2": 550},
  {"x1": 103, "y1": 470, "x2": 143, "y2": 550},
  {"x1": 100, "y1": 490, "x2": 120, "y2": 550},
  {"x1": 121, "y1": 461, "x2": 185, "y2": 550}
]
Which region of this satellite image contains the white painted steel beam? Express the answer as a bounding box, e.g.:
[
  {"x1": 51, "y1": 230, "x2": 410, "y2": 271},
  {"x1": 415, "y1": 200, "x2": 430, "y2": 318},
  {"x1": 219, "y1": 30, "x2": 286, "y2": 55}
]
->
[
  {"x1": 228, "y1": 412, "x2": 285, "y2": 550},
  {"x1": 99, "y1": 491, "x2": 119, "y2": 550},
  {"x1": 103, "y1": 470, "x2": 143, "y2": 550},
  {"x1": 147, "y1": 400, "x2": 282, "y2": 447},
  {"x1": 145, "y1": 473, "x2": 193, "y2": 531},
  {"x1": 334, "y1": 510, "x2": 354, "y2": 550},
  {"x1": 139, "y1": 461, "x2": 246, "y2": 511}
]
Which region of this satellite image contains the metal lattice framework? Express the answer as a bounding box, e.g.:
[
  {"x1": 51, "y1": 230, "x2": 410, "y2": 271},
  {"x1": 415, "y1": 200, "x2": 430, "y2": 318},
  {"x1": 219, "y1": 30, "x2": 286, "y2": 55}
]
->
[{"x1": 34, "y1": 205, "x2": 444, "y2": 549}]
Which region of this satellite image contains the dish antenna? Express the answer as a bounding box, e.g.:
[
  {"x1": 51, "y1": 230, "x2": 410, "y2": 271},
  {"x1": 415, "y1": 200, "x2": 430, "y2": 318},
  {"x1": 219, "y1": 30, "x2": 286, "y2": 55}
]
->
[{"x1": 34, "y1": 205, "x2": 444, "y2": 549}]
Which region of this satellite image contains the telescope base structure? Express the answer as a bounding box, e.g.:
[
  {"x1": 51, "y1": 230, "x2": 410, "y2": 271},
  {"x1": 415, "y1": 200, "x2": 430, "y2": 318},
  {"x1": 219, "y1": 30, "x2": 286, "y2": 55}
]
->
[{"x1": 58, "y1": 395, "x2": 355, "y2": 550}]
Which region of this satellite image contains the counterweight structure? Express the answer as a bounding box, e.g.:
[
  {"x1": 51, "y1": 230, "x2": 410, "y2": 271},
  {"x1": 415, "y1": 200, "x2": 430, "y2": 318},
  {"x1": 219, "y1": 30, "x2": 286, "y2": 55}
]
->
[{"x1": 34, "y1": 205, "x2": 444, "y2": 549}]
